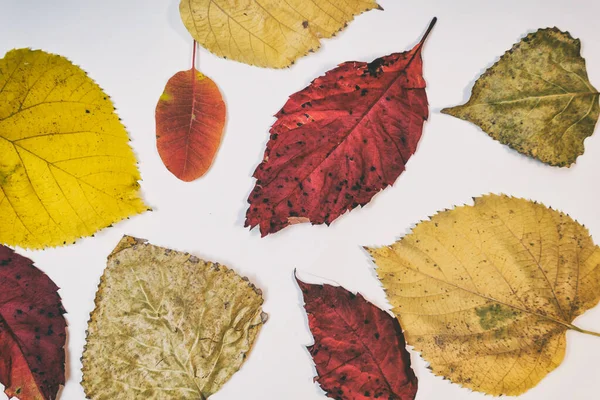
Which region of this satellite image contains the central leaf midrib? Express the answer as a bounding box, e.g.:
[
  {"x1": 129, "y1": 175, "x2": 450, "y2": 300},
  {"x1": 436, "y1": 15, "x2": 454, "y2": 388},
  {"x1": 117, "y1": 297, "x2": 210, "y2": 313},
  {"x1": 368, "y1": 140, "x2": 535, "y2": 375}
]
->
[
  {"x1": 472, "y1": 90, "x2": 599, "y2": 107},
  {"x1": 386, "y1": 247, "x2": 575, "y2": 331},
  {"x1": 329, "y1": 303, "x2": 399, "y2": 395}
]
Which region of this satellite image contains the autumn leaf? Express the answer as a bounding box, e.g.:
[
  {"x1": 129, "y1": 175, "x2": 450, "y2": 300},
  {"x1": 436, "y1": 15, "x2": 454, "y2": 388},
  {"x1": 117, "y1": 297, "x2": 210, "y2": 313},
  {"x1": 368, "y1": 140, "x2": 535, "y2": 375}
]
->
[
  {"x1": 82, "y1": 236, "x2": 266, "y2": 399},
  {"x1": 155, "y1": 42, "x2": 226, "y2": 181},
  {"x1": 179, "y1": 0, "x2": 381, "y2": 68},
  {"x1": 0, "y1": 245, "x2": 67, "y2": 400},
  {"x1": 245, "y1": 18, "x2": 436, "y2": 236},
  {"x1": 297, "y1": 276, "x2": 417, "y2": 400},
  {"x1": 0, "y1": 49, "x2": 149, "y2": 249},
  {"x1": 368, "y1": 194, "x2": 600, "y2": 396},
  {"x1": 442, "y1": 28, "x2": 600, "y2": 167}
]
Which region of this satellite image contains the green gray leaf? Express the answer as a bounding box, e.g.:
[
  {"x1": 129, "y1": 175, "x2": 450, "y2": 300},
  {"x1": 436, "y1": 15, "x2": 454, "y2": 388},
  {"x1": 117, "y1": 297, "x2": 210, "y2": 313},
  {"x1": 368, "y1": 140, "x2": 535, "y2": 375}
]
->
[
  {"x1": 82, "y1": 236, "x2": 266, "y2": 399},
  {"x1": 443, "y1": 28, "x2": 599, "y2": 167}
]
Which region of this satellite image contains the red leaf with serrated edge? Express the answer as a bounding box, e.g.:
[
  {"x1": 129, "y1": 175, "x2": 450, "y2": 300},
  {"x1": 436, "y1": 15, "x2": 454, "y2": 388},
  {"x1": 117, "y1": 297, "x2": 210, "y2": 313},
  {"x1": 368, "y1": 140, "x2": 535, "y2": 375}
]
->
[
  {"x1": 297, "y1": 276, "x2": 417, "y2": 400},
  {"x1": 155, "y1": 42, "x2": 226, "y2": 182},
  {"x1": 245, "y1": 18, "x2": 436, "y2": 236},
  {"x1": 0, "y1": 246, "x2": 66, "y2": 400}
]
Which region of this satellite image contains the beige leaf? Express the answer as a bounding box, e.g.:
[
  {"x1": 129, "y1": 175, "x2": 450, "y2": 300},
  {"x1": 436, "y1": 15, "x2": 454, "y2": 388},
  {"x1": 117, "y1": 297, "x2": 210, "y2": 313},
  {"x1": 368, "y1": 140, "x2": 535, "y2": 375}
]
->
[
  {"x1": 368, "y1": 194, "x2": 600, "y2": 396},
  {"x1": 82, "y1": 236, "x2": 266, "y2": 399},
  {"x1": 179, "y1": 0, "x2": 381, "y2": 68}
]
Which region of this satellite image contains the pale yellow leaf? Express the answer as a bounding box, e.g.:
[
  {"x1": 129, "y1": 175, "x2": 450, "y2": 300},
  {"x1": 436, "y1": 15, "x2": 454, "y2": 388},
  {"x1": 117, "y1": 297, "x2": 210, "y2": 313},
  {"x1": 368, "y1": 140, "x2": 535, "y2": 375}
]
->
[
  {"x1": 82, "y1": 236, "x2": 266, "y2": 399},
  {"x1": 368, "y1": 194, "x2": 600, "y2": 396},
  {"x1": 179, "y1": 0, "x2": 381, "y2": 68},
  {"x1": 0, "y1": 49, "x2": 148, "y2": 249}
]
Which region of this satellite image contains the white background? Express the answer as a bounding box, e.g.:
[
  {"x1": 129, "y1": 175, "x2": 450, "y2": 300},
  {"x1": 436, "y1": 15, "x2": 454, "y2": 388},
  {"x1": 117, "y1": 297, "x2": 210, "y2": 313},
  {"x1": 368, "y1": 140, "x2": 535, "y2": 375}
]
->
[{"x1": 1, "y1": 0, "x2": 600, "y2": 399}]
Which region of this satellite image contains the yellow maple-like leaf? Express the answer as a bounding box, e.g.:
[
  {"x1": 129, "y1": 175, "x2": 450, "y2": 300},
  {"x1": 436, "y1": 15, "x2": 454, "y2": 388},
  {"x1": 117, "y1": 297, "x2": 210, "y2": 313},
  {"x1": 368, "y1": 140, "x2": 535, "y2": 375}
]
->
[
  {"x1": 0, "y1": 49, "x2": 148, "y2": 249},
  {"x1": 368, "y1": 194, "x2": 600, "y2": 396},
  {"x1": 179, "y1": 0, "x2": 381, "y2": 68},
  {"x1": 82, "y1": 236, "x2": 266, "y2": 399}
]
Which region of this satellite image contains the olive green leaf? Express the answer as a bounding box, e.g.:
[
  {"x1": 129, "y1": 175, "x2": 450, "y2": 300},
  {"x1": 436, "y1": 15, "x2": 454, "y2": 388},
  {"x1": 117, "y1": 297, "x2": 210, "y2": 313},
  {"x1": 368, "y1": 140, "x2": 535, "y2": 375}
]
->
[
  {"x1": 443, "y1": 28, "x2": 600, "y2": 167},
  {"x1": 368, "y1": 194, "x2": 600, "y2": 396},
  {"x1": 82, "y1": 236, "x2": 267, "y2": 399}
]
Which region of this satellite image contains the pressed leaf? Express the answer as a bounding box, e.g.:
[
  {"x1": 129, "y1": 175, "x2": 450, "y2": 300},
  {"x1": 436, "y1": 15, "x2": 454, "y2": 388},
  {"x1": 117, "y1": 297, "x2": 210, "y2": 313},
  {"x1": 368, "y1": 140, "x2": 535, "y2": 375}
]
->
[
  {"x1": 155, "y1": 44, "x2": 226, "y2": 181},
  {"x1": 179, "y1": 0, "x2": 381, "y2": 69},
  {"x1": 442, "y1": 28, "x2": 600, "y2": 167},
  {"x1": 245, "y1": 19, "x2": 436, "y2": 236},
  {"x1": 0, "y1": 49, "x2": 148, "y2": 249},
  {"x1": 0, "y1": 245, "x2": 67, "y2": 400},
  {"x1": 81, "y1": 236, "x2": 266, "y2": 399},
  {"x1": 368, "y1": 194, "x2": 600, "y2": 396},
  {"x1": 297, "y1": 276, "x2": 417, "y2": 400}
]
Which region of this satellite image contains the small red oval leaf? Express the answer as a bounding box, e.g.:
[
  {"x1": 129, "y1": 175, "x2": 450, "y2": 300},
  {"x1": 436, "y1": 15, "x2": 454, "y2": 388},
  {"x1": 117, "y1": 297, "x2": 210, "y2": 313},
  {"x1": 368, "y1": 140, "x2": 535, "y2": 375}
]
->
[{"x1": 155, "y1": 67, "x2": 226, "y2": 182}]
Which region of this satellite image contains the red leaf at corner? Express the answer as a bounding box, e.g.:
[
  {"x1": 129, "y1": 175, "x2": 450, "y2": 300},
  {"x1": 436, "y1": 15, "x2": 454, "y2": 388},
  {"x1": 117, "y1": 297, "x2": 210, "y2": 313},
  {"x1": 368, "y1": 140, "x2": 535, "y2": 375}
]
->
[
  {"x1": 246, "y1": 18, "x2": 437, "y2": 236},
  {"x1": 0, "y1": 246, "x2": 67, "y2": 400},
  {"x1": 297, "y1": 276, "x2": 417, "y2": 400}
]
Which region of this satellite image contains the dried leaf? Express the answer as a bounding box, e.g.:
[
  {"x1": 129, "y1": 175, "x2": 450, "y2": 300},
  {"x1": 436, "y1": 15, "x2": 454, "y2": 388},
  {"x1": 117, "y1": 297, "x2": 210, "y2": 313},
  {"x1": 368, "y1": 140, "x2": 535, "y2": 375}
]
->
[
  {"x1": 442, "y1": 28, "x2": 600, "y2": 167},
  {"x1": 245, "y1": 19, "x2": 436, "y2": 236},
  {"x1": 297, "y1": 276, "x2": 417, "y2": 400},
  {"x1": 179, "y1": 0, "x2": 381, "y2": 68},
  {"x1": 0, "y1": 245, "x2": 67, "y2": 400},
  {"x1": 0, "y1": 49, "x2": 148, "y2": 249},
  {"x1": 368, "y1": 194, "x2": 600, "y2": 396},
  {"x1": 82, "y1": 236, "x2": 266, "y2": 399},
  {"x1": 155, "y1": 46, "x2": 226, "y2": 181}
]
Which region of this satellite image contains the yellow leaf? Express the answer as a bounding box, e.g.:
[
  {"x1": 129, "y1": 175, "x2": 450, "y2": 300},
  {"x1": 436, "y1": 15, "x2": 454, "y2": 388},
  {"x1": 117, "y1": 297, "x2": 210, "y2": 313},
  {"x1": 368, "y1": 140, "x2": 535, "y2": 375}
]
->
[
  {"x1": 0, "y1": 49, "x2": 148, "y2": 249},
  {"x1": 179, "y1": 0, "x2": 381, "y2": 68},
  {"x1": 82, "y1": 236, "x2": 267, "y2": 399},
  {"x1": 368, "y1": 194, "x2": 600, "y2": 396}
]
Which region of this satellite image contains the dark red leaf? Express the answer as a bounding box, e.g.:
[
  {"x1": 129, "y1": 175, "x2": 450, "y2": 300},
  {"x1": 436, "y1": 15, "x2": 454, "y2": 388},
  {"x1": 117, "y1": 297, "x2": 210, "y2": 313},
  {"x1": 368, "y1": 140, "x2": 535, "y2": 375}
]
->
[
  {"x1": 0, "y1": 246, "x2": 67, "y2": 400},
  {"x1": 155, "y1": 43, "x2": 226, "y2": 182},
  {"x1": 297, "y1": 276, "x2": 417, "y2": 400},
  {"x1": 246, "y1": 18, "x2": 437, "y2": 236}
]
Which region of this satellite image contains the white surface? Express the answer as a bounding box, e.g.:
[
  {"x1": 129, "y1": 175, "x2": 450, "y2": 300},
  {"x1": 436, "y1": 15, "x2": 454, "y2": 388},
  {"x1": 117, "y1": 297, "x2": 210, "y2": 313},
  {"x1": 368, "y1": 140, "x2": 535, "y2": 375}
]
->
[{"x1": 1, "y1": 0, "x2": 600, "y2": 399}]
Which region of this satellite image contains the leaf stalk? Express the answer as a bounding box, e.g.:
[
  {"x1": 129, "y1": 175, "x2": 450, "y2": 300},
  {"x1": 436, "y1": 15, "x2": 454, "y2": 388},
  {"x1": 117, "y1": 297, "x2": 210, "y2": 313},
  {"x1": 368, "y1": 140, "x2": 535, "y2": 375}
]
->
[{"x1": 569, "y1": 324, "x2": 600, "y2": 338}]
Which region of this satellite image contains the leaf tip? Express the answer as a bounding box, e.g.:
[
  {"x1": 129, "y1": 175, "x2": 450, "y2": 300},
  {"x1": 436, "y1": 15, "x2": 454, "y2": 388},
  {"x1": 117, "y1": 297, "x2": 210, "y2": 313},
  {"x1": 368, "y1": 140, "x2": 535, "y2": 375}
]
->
[
  {"x1": 440, "y1": 106, "x2": 457, "y2": 116},
  {"x1": 362, "y1": 245, "x2": 374, "y2": 256}
]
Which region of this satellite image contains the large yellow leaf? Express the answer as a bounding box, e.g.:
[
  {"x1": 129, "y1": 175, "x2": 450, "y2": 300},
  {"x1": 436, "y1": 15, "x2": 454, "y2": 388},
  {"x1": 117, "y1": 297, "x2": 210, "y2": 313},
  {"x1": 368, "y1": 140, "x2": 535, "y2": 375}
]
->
[
  {"x1": 82, "y1": 236, "x2": 267, "y2": 399},
  {"x1": 0, "y1": 49, "x2": 148, "y2": 249},
  {"x1": 179, "y1": 0, "x2": 381, "y2": 68},
  {"x1": 368, "y1": 194, "x2": 600, "y2": 396}
]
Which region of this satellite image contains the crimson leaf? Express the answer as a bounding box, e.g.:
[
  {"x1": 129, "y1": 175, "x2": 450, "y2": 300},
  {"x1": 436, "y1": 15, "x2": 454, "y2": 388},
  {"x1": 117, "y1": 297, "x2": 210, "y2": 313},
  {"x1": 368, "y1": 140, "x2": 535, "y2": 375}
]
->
[
  {"x1": 246, "y1": 18, "x2": 436, "y2": 236},
  {"x1": 0, "y1": 246, "x2": 66, "y2": 400},
  {"x1": 297, "y1": 276, "x2": 417, "y2": 400}
]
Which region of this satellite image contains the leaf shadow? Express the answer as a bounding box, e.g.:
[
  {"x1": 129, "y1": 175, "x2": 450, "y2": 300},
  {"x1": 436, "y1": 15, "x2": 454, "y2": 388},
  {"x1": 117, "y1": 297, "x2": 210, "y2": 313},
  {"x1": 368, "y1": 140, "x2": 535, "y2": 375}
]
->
[
  {"x1": 291, "y1": 270, "x2": 332, "y2": 399},
  {"x1": 54, "y1": 327, "x2": 70, "y2": 400}
]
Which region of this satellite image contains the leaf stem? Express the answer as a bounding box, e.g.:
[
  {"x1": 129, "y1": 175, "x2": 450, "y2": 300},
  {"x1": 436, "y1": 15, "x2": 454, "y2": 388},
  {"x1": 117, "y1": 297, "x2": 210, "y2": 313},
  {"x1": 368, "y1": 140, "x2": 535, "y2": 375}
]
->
[
  {"x1": 420, "y1": 17, "x2": 437, "y2": 45},
  {"x1": 406, "y1": 17, "x2": 437, "y2": 67},
  {"x1": 192, "y1": 40, "x2": 197, "y2": 71},
  {"x1": 569, "y1": 324, "x2": 600, "y2": 337}
]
